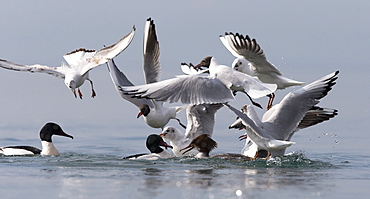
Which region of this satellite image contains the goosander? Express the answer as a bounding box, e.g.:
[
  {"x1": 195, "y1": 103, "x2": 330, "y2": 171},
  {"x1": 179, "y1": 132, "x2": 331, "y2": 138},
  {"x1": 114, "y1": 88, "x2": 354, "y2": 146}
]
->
[
  {"x1": 180, "y1": 134, "x2": 254, "y2": 160},
  {"x1": 0, "y1": 122, "x2": 73, "y2": 156},
  {"x1": 107, "y1": 18, "x2": 186, "y2": 129},
  {"x1": 160, "y1": 103, "x2": 222, "y2": 157},
  {"x1": 123, "y1": 134, "x2": 174, "y2": 160},
  {"x1": 220, "y1": 33, "x2": 304, "y2": 109},
  {"x1": 120, "y1": 57, "x2": 276, "y2": 108},
  {"x1": 225, "y1": 71, "x2": 339, "y2": 157},
  {"x1": 0, "y1": 26, "x2": 135, "y2": 99}
]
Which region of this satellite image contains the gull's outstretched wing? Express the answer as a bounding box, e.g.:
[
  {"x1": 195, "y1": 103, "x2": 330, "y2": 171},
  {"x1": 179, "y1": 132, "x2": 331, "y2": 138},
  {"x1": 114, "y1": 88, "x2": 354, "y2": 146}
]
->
[
  {"x1": 297, "y1": 106, "x2": 338, "y2": 130},
  {"x1": 120, "y1": 75, "x2": 235, "y2": 105},
  {"x1": 64, "y1": 26, "x2": 136, "y2": 75},
  {"x1": 143, "y1": 18, "x2": 161, "y2": 84},
  {"x1": 262, "y1": 71, "x2": 339, "y2": 139},
  {"x1": 107, "y1": 59, "x2": 154, "y2": 108},
  {"x1": 0, "y1": 59, "x2": 66, "y2": 78},
  {"x1": 220, "y1": 32, "x2": 281, "y2": 75}
]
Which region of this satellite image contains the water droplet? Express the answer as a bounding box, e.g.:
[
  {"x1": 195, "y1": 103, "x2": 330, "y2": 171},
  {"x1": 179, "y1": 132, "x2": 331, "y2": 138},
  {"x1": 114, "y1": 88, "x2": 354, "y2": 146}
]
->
[{"x1": 236, "y1": 190, "x2": 242, "y2": 196}]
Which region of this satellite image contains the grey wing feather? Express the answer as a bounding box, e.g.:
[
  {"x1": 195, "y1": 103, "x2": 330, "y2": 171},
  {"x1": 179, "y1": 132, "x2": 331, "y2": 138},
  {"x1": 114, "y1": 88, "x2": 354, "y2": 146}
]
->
[
  {"x1": 220, "y1": 32, "x2": 282, "y2": 75},
  {"x1": 143, "y1": 18, "x2": 161, "y2": 84},
  {"x1": 184, "y1": 104, "x2": 223, "y2": 140},
  {"x1": 80, "y1": 26, "x2": 136, "y2": 75},
  {"x1": 223, "y1": 103, "x2": 271, "y2": 140},
  {"x1": 119, "y1": 75, "x2": 235, "y2": 105},
  {"x1": 263, "y1": 71, "x2": 339, "y2": 139},
  {"x1": 107, "y1": 59, "x2": 153, "y2": 108},
  {"x1": 297, "y1": 106, "x2": 338, "y2": 130},
  {"x1": 0, "y1": 59, "x2": 65, "y2": 78}
]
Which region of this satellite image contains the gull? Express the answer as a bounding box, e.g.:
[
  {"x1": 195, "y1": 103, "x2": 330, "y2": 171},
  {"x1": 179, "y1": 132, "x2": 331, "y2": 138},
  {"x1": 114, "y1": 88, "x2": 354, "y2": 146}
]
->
[
  {"x1": 122, "y1": 134, "x2": 174, "y2": 160},
  {"x1": 220, "y1": 32, "x2": 304, "y2": 109},
  {"x1": 180, "y1": 134, "x2": 255, "y2": 160},
  {"x1": 229, "y1": 106, "x2": 338, "y2": 158},
  {"x1": 0, "y1": 122, "x2": 73, "y2": 156},
  {"x1": 225, "y1": 70, "x2": 339, "y2": 157},
  {"x1": 160, "y1": 103, "x2": 222, "y2": 157},
  {"x1": 0, "y1": 26, "x2": 135, "y2": 99},
  {"x1": 120, "y1": 56, "x2": 277, "y2": 108},
  {"x1": 107, "y1": 18, "x2": 186, "y2": 129}
]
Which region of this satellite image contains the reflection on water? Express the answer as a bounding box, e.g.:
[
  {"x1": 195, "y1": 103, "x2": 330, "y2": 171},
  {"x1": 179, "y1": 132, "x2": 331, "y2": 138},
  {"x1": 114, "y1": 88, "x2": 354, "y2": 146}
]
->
[{"x1": 0, "y1": 152, "x2": 336, "y2": 198}]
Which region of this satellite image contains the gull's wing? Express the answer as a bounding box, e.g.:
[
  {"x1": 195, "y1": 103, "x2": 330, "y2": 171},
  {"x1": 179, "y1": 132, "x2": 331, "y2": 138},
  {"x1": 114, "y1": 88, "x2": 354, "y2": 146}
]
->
[
  {"x1": 297, "y1": 106, "x2": 338, "y2": 130},
  {"x1": 223, "y1": 103, "x2": 272, "y2": 140},
  {"x1": 119, "y1": 75, "x2": 235, "y2": 105},
  {"x1": 0, "y1": 59, "x2": 66, "y2": 78},
  {"x1": 107, "y1": 59, "x2": 154, "y2": 108},
  {"x1": 143, "y1": 18, "x2": 161, "y2": 84},
  {"x1": 64, "y1": 26, "x2": 136, "y2": 75},
  {"x1": 262, "y1": 71, "x2": 339, "y2": 139},
  {"x1": 220, "y1": 32, "x2": 281, "y2": 75},
  {"x1": 184, "y1": 104, "x2": 223, "y2": 140}
]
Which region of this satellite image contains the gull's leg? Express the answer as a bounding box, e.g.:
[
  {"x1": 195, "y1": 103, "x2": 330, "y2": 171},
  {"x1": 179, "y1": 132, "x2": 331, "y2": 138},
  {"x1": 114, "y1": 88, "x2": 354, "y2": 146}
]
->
[
  {"x1": 245, "y1": 93, "x2": 263, "y2": 109},
  {"x1": 266, "y1": 93, "x2": 275, "y2": 110},
  {"x1": 87, "y1": 79, "x2": 96, "y2": 98},
  {"x1": 175, "y1": 118, "x2": 187, "y2": 129},
  {"x1": 78, "y1": 88, "x2": 83, "y2": 99},
  {"x1": 238, "y1": 134, "x2": 248, "y2": 141}
]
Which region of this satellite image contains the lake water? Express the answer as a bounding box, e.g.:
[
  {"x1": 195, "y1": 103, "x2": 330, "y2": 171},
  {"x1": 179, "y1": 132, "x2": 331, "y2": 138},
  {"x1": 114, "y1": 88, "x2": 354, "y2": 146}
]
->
[{"x1": 1, "y1": 125, "x2": 369, "y2": 199}]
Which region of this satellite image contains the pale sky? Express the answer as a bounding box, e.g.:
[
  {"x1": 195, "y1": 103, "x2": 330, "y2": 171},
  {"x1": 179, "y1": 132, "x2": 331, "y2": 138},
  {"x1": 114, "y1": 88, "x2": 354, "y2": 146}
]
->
[{"x1": 0, "y1": 1, "x2": 368, "y2": 153}]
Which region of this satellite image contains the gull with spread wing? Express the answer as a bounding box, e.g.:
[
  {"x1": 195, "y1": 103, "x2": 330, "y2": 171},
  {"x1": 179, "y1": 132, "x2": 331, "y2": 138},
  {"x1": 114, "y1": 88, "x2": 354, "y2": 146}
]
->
[
  {"x1": 225, "y1": 71, "x2": 339, "y2": 157},
  {"x1": 120, "y1": 56, "x2": 277, "y2": 108},
  {"x1": 220, "y1": 32, "x2": 304, "y2": 109},
  {"x1": 107, "y1": 18, "x2": 186, "y2": 129},
  {"x1": 0, "y1": 26, "x2": 135, "y2": 99}
]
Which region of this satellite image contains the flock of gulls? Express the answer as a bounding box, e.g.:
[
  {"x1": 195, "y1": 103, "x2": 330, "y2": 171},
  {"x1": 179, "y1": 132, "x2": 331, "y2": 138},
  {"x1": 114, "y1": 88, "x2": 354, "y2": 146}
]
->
[{"x1": 0, "y1": 18, "x2": 338, "y2": 160}]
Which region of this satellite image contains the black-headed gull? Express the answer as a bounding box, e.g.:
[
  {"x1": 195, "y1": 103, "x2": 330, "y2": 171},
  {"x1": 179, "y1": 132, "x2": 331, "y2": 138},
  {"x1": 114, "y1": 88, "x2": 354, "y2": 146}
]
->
[
  {"x1": 107, "y1": 18, "x2": 186, "y2": 130},
  {"x1": 160, "y1": 103, "x2": 222, "y2": 157},
  {"x1": 180, "y1": 134, "x2": 254, "y2": 160},
  {"x1": 230, "y1": 106, "x2": 338, "y2": 158},
  {"x1": 0, "y1": 27, "x2": 135, "y2": 99},
  {"x1": 220, "y1": 33, "x2": 304, "y2": 109},
  {"x1": 120, "y1": 56, "x2": 277, "y2": 108},
  {"x1": 224, "y1": 70, "x2": 339, "y2": 157},
  {"x1": 122, "y1": 134, "x2": 174, "y2": 160},
  {"x1": 0, "y1": 123, "x2": 73, "y2": 156}
]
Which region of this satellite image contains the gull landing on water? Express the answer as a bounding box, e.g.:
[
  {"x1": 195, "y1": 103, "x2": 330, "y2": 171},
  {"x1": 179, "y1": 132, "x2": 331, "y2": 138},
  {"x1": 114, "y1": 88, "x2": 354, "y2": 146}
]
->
[
  {"x1": 225, "y1": 71, "x2": 339, "y2": 157},
  {"x1": 219, "y1": 32, "x2": 304, "y2": 109},
  {"x1": 180, "y1": 134, "x2": 255, "y2": 160},
  {"x1": 160, "y1": 103, "x2": 223, "y2": 157},
  {"x1": 0, "y1": 26, "x2": 135, "y2": 99}
]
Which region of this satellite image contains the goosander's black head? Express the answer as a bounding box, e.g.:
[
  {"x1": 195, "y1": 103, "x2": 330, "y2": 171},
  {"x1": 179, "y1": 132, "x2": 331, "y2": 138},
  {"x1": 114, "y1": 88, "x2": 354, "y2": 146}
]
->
[
  {"x1": 39, "y1": 122, "x2": 74, "y2": 142},
  {"x1": 146, "y1": 134, "x2": 173, "y2": 153},
  {"x1": 137, "y1": 104, "x2": 150, "y2": 118},
  {"x1": 180, "y1": 134, "x2": 217, "y2": 156},
  {"x1": 194, "y1": 56, "x2": 212, "y2": 69}
]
